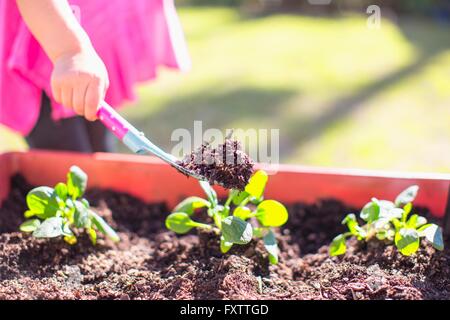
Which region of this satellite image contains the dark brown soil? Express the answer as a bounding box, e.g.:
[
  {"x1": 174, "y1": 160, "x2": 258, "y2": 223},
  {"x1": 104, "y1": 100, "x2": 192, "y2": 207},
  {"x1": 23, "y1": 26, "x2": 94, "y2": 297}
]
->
[
  {"x1": 178, "y1": 139, "x2": 254, "y2": 190},
  {"x1": 0, "y1": 175, "x2": 449, "y2": 300}
]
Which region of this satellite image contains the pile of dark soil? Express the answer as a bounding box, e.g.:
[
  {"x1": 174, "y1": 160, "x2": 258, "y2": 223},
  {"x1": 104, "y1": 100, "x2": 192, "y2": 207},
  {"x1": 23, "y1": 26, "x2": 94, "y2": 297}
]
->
[
  {"x1": 178, "y1": 139, "x2": 254, "y2": 190},
  {"x1": 0, "y1": 175, "x2": 449, "y2": 300}
]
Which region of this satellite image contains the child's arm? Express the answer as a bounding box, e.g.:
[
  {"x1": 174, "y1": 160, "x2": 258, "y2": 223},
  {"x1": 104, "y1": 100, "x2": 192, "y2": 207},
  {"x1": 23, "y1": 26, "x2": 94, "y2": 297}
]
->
[{"x1": 16, "y1": 0, "x2": 109, "y2": 121}]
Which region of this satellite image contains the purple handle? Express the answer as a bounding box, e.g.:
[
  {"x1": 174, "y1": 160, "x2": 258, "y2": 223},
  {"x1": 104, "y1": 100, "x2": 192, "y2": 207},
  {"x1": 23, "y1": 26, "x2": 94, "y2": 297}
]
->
[{"x1": 96, "y1": 102, "x2": 129, "y2": 140}]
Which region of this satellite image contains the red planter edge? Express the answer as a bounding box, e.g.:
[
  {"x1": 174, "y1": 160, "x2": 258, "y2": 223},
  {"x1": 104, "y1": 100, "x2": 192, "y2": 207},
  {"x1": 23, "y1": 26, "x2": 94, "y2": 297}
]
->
[{"x1": 1, "y1": 151, "x2": 449, "y2": 228}]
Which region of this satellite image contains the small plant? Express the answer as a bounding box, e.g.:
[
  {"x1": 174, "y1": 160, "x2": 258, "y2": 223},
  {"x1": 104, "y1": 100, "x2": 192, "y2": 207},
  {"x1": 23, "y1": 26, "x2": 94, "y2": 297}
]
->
[
  {"x1": 165, "y1": 170, "x2": 288, "y2": 264},
  {"x1": 19, "y1": 166, "x2": 119, "y2": 245},
  {"x1": 329, "y1": 185, "x2": 444, "y2": 257}
]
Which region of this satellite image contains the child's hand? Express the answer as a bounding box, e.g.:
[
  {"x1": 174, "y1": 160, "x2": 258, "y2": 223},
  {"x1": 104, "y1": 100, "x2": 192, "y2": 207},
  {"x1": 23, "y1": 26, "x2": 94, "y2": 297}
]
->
[{"x1": 51, "y1": 49, "x2": 109, "y2": 121}]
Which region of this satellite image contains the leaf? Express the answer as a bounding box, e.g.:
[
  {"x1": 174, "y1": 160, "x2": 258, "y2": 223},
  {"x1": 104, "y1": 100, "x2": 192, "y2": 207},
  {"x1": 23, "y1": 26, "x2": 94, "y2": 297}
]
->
[
  {"x1": 252, "y1": 227, "x2": 266, "y2": 238},
  {"x1": 342, "y1": 214, "x2": 366, "y2": 238},
  {"x1": 360, "y1": 200, "x2": 380, "y2": 223},
  {"x1": 89, "y1": 211, "x2": 120, "y2": 242},
  {"x1": 244, "y1": 170, "x2": 268, "y2": 199},
  {"x1": 64, "y1": 235, "x2": 77, "y2": 245},
  {"x1": 165, "y1": 212, "x2": 195, "y2": 234},
  {"x1": 221, "y1": 216, "x2": 253, "y2": 245},
  {"x1": 88, "y1": 228, "x2": 97, "y2": 245},
  {"x1": 403, "y1": 202, "x2": 412, "y2": 216},
  {"x1": 62, "y1": 221, "x2": 74, "y2": 236},
  {"x1": 26, "y1": 186, "x2": 53, "y2": 214},
  {"x1": 81, "y1": 198, "x2": 90, "y2": 208},
  {"x1": 19, "y1": 219, "x2": 41, "y2": 233},
  {"x1": 74, "y1": 200, "x2": 89, "y2": 228},
  {"x1": 329, "y1": 234, "x2": 346, "y2": 256},
  {"x1": 173, "y1": 197, "x2": 210, "y2": 215},
  {"x1": 395, "y1": 185, "x2": 419, "y2": 207},
  {"x1": 256, "y1": 200, "x2": 288, "y2": 227},
  {"x1": 232, "y1": 190, "x2": 249, "y2": 206},
  {"x1": 220, "y1": 237, "x2": 233, "y2": 253},
  {"x1": 67, "y1": 166, "x2": 88, "y2": 199},
  {"x1": 233, "y1": 206, "x2": 253, "y2": 220},
  {"x1": 406, "y1": 214, "x2": 419, "y2": 228},
  {"x1": 263, "y1": 230, "x2": 279, "y2": 265},
  {"x1": 418, "y1": 224, "x2": 444, "y2": 251},
  {"x1": 54, "y1": 183, "x2": 68, "y2": 202},
  {"x1": 32, "y1": 217, "x2": 65, "y2": 238},
  {"x1": 395, "y1": 228, "x2": 420, "y2": 256},
  {"x1": 199, "y1": 180, "x2": 218, "y2": 206},
  {"x1": 415, "y1": 216, "x2": 427, "y2": 228}
]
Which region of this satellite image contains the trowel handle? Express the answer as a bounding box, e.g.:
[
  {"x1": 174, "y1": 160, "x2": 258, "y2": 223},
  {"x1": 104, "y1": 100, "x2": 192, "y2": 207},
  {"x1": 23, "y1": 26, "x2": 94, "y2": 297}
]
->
[{"x1": 96, "y1": 101, "x2": 132, "y2": 141}]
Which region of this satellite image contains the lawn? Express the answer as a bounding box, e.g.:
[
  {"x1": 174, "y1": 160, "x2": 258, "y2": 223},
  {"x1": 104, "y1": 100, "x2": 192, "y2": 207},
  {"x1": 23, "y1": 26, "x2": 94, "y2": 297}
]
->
[{"x1": 1, "y1": 7, "x2": 449, "y2": 173}]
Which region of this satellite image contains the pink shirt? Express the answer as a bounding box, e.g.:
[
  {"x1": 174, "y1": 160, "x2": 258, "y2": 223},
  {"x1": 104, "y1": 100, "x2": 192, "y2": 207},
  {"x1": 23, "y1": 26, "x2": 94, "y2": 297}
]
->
[{"x1": 0, "y1": 0, "x2": 190, "y2": 135}]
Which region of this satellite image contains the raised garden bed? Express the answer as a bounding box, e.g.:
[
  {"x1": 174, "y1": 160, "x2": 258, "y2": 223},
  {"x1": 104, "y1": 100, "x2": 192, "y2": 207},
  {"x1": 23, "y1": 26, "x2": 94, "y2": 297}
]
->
[{"x1": 0, "y1": 151, "x2": 449, "y2": 300}]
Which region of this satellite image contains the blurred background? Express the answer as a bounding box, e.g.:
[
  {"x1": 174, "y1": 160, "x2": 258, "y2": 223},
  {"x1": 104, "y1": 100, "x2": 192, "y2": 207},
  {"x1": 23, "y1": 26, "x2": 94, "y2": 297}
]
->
[{"x1": 1, "y1": 0, "x2": 449, "y2": 173}]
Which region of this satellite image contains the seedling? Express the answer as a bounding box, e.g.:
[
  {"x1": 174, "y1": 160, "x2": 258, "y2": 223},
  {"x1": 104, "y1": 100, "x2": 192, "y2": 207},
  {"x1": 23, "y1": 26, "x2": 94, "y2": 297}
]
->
[
  {"x1": 165, "y1": 170, "x2": 289, "y2": 264},
  {"x1": 329, "y1": 185, "x2": 444, "y2": 257},
  {"x1": 19, "y1": 166, "x2": 119, "y2": 245}
]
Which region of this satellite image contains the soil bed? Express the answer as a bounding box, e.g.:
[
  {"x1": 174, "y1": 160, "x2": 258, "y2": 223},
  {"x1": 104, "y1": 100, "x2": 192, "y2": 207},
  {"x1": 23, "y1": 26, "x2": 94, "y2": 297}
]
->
[{"x1": 0, "y1": 175, "x2": 449, "y2": 300}]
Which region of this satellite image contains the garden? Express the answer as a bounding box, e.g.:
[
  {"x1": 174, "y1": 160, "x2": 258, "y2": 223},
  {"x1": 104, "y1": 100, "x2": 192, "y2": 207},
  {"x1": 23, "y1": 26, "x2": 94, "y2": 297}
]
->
[
  {"x1": 1, "y1": 4, "x2": 449, "y2": 301},
  {"x1": 0, "y1": 149, "x2": 448, "y2": 300}
]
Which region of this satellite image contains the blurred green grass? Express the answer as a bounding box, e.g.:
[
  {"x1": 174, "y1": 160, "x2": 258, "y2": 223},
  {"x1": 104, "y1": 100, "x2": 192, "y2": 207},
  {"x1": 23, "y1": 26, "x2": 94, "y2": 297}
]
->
[{"x1": 1, "y1": 7, "x2": 449, "y2": 172}]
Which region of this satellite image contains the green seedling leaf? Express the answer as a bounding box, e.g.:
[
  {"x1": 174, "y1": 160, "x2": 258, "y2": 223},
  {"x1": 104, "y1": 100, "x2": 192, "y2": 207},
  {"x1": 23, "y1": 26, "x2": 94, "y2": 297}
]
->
[
  {"x1": 395, "y1": 185, "x2": 419, "y2": 207},
  {"x1": 395, "y1": 228, "x2": 420, "y2": 256},
  {"x1": 26, "y1": 186, "x2": 53, "y2": 215},
  {"x1": 329, "y1": 234, "x2": 347, "y2": 256},
  {"x1": 244, "y1": 170, "x2": 268, "y2": 199},
  {"x1": 415, "y1": 216, "x2": 427, "y2": 228},
  {"x1": 256, "y1": 200, "x2": 288, "y2": 227},
  {"x1": 220, "y1": 237, "x2": 233, "y2": 253},
  {"x1": 67, "y1": 165, "x2": 88, "y2": 199},
  {"x1": 88, "y1": 228, "x2": 97, "y2": 245},
  {"x1": 165, "y1": 212, "x2": 195, "y2": 234},
  {"x1": 89, "y1": 211, "x2": 120, "y2": 242},
  {"x1": 406, "y1": 214, "x2": 418, "y2": 228},
  {"x1": 403, "y1": 202, "x2": 412, "y2": 216},
  {"x1": 173, "y1": 196, "x2": 210, "y2": 215},
  {"x1": 376, "y1": 229, "x2": 395, "y2": 241},
  {"x1": 252, "y1": 227, "x2": 266, "y2": 238},
  {"x1": 221, "y1": 216, "x2": 253, "y2": 245},
  {"x1": 19, "y1": 219, "x2": 41, "y2": 233},
  {"x1": 81, "y1": 198, "x2": 90, "y2": 208},
  {"x1": 342, "y1": 214, "x2": 366, "y2": 238},
  {"x1": 54, "y1": 183, "x2": 68, "y2": 202},
  {"x1": 233, "y1": 206, "x2": 253, "y2": 220},
  {"x1": 360, "y1": 199, "x2": 380, "y2": 223},
  {"x1": 418, "y1": 224, "x2": 444, "y2": 251},
  {"x1": 232, "y1": 190, "x2": 249, "y2": 206},
  {"x1": 64, "y1": 235, "x2": 77, "y2": 245},
  {"x1": 33, "y1": 217, "x2": 65, "y2": 238},
  {"x1": 199, "y1": 181, "x2": 218, "y2": 206},
  {"x1": 263, "y1": 230, "x2": 279, "y2": 265},
  {"x1": 74, "y1": 200, "x2": 89, "y2": 228},
  {"x1": 62, "y1": 221, "x2": 74, "y2": 236}
]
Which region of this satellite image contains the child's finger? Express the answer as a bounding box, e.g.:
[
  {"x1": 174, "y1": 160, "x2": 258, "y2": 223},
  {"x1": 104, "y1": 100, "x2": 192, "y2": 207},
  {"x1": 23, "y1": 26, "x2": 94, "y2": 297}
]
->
[
  {"x1": 84, "y1": 81, "x2": 102, "y2": 121},
  {"x1": 73, "y1": 83, "x2": 88, "y2": 117},
  {"x1": 51, "y1": 80, "x2": 62, "y2": 104},
  {"x1": 61, "y1": 87, "x2": 73, "y2": 110}
]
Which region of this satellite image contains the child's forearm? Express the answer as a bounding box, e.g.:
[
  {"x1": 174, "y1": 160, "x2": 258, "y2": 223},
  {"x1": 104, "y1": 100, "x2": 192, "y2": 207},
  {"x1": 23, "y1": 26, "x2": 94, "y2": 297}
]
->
[{"x1": 16, "y1": 0, "x2": 92, "y2": 63}]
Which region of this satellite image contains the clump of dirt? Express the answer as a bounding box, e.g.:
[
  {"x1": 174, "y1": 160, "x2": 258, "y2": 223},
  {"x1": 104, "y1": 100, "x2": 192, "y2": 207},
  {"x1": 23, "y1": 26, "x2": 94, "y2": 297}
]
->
[
  {"x1": 0, "y1": 175, "x2": 449, "y2": 300},
  {"x1": 178, "y1": 139, "x2": 254, "y2": 190}
]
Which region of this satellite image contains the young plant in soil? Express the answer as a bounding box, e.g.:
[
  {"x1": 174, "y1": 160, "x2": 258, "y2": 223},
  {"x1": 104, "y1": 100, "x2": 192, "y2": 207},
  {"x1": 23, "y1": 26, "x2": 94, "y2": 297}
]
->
[
  {"x1": 165, "y1": 170, "x2": 288, "y2": 264},
  {"x1": 19, "y1": 166, "x2": 119, "y2": 245},
  {"x1": 330, "y1": 185, "x2": 444, "y2": 257}
]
